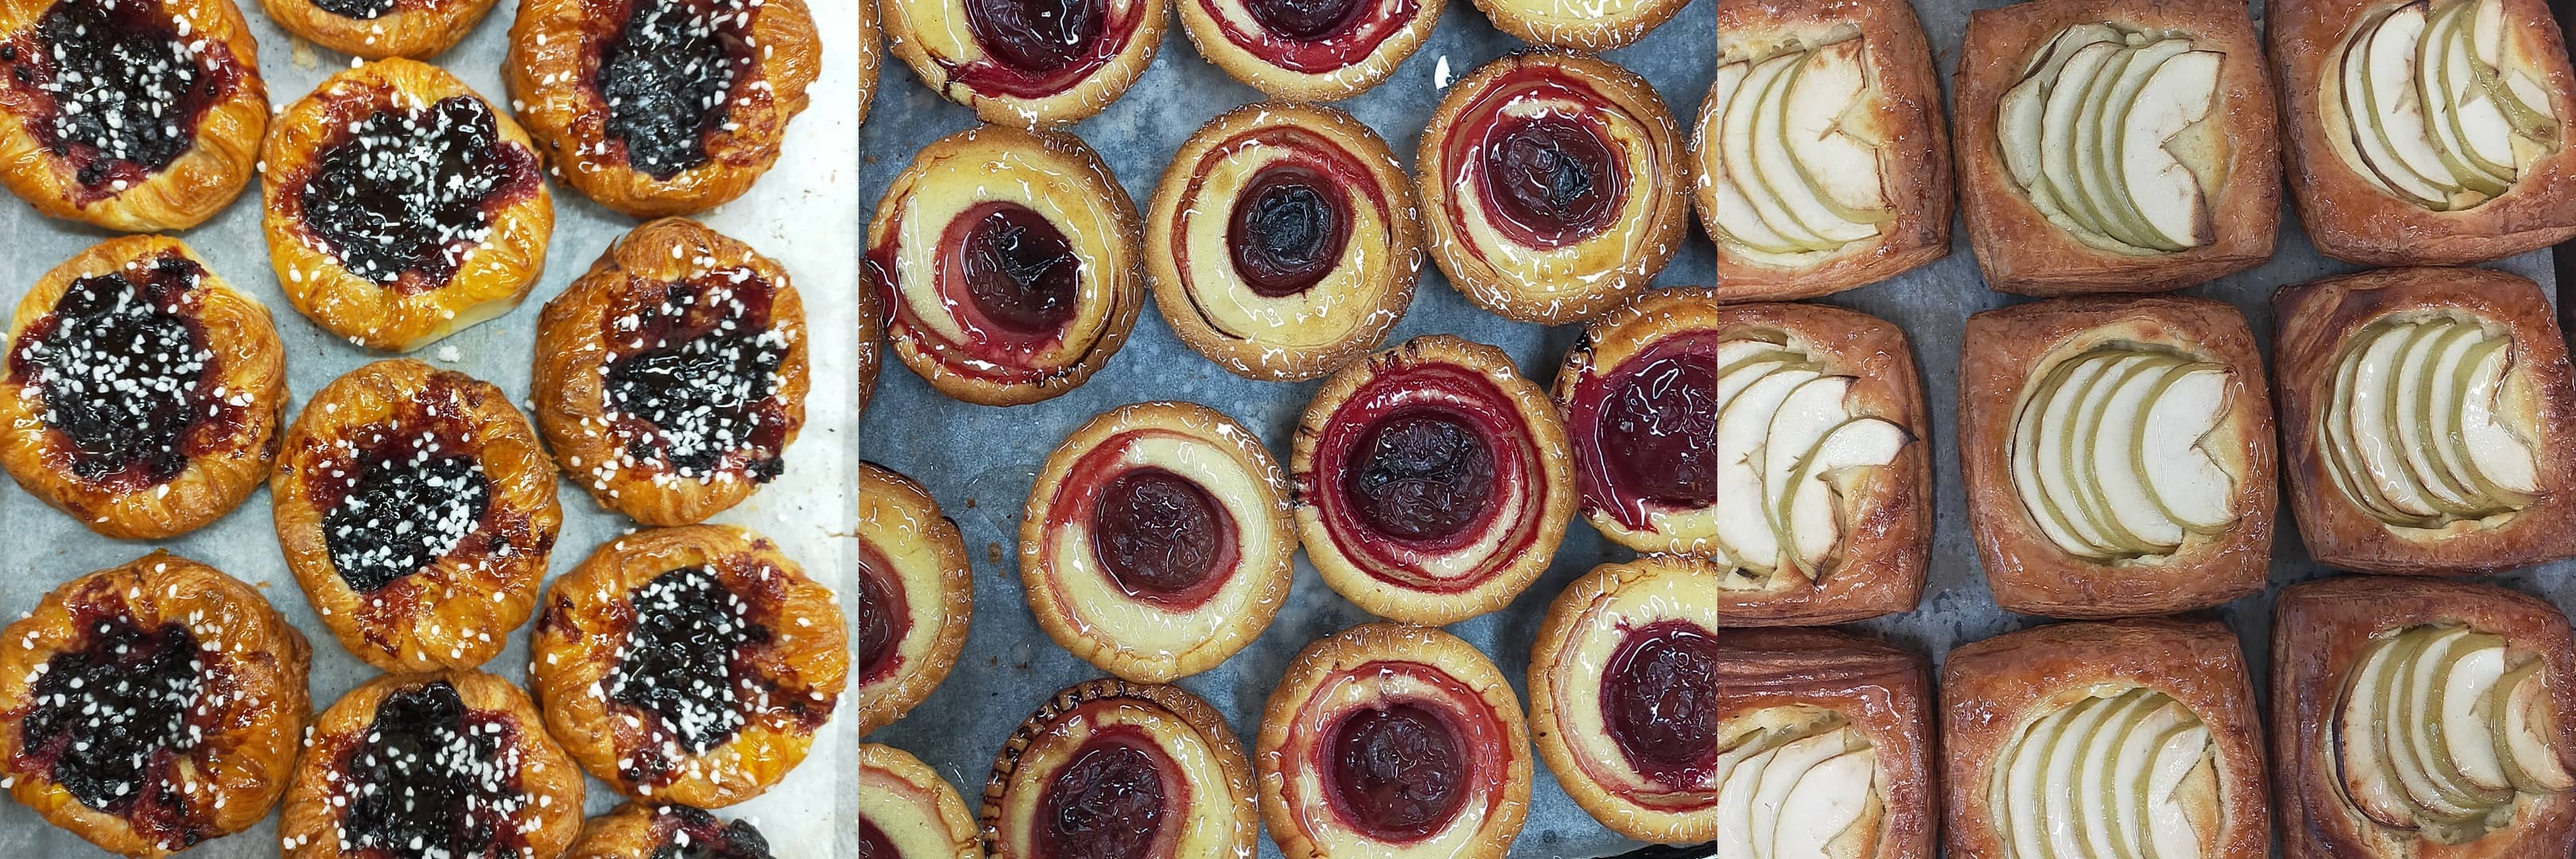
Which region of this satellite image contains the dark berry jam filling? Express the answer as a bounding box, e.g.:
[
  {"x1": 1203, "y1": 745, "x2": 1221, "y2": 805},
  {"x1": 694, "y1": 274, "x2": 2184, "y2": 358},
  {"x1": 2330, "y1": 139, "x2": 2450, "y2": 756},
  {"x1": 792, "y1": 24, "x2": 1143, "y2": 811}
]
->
[
  {"x1": 0, "y1": 0, "x2": 245, "y2": 196},
  {"x1": 1481, "y1": 115, "x2": 1622, "y2": 247},
  {"x1": 338, "y1": 681, "x2": 530, "y2": 857},
  {"x1": 320, "y1": 431, "x2": 494, "y2": 593},
  {"x1": 7, "y1": 254, "x2": 224, "y2": 488},
  {"x1": 967, "y1": 0, "x2": 1103, "y2": 75},
  {"x1": 1603, "y1": 620, "x2": 1721, "y2": 785},
  {"x1": 953, "y1": 201, "x2": 1080, "y2": 336},
  {"x1": 1569, "y1": 334, "x2": 1724, "y2": 530},
  {"x1": 602, "y1": 273, "x2": 789, "y2": 479},
  {"x1": 1325, "y1": 702, "x2": 1467, "y2": 843},
  {"x1": 297, "y1": 95, "x2": 537, "y2": 289},
  {"x1": 1090, "y1": 467, "x2": 1236, "y2": 606},
  {"x1": 1229, "y1": 164, "x2": 1350, "y2": 297},
  {"x1": 17, "y1": 618, "x2": 200, "y2": 821},
  {"x1": 598, "y1": 0, "x2": 755, "y2": 180},
  {"x1": 858, "y1": 817, "x2": 898, "y2": 859},
  {"x1": 650, "y1": 805, "x2": 772, "y2": 859},
  {"x1": 1036, "y1": 731, "x2": 1170, "y2": 859},
  {"x1": 312, "y1": 0, "x2": 397, "y2": 17},
  {"x1": 606, "y1": 566, "x2": 768, "y2": 768},
  {"x1": 1245, "y1": 0, "x2": 1365, "y2": 41},
  {"x1": 855, "y1": 542, "x2": 908, "y2": 686},
  {"x1": 1342, "y1": 410, "x2": 1497, "y2": 543}
]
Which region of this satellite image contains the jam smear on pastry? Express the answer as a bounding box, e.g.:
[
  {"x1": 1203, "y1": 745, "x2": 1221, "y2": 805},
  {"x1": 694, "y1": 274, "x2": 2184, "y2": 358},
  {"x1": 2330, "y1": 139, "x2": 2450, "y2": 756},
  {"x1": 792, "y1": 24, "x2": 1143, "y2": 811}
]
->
[
  {"x1": 13, "y1": 255, "x2": 233, "y2": 485},
  {"x1": 298, "y1": 95, "x2": 537, "y2": 289},
  {"x1": 314, "y1": 421, "x2": 500, "y2": 593},
  {"x1": 1, "y1": 0, "x2": 247, "y2": 199},
  {"x1": 281, "y1": 670, "x2": 583, "y2": 859},
  {"x1": 605, "y1": 275, "x2": 788, "y2": 477},
  {"x1": 598, "y1": 0, "x2": 755, "y2": 181}
]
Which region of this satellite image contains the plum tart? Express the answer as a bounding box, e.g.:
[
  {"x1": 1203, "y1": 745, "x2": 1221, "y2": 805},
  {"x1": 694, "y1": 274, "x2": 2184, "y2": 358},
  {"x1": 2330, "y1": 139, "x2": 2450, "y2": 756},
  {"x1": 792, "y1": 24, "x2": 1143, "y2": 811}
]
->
[
  {"x1": 1958, "y1": 296, "x2": 2278, "y2": 618},
  {"x1": 860, "y1": 743, "x2": 980, "y2": 859},
  {"x1": 1468, "y1": 0, "x2": 1678, "y2": 50},
  {"x1": 881, "y1": 0, "x2": 1166, "y2": 126},
  {"x1": 0, "y1": 0, "x2": 266, "y2": 231},
  {"x1": 0, "y1": 236, "x2": 285, "y2": 540},
  {"x1": 1530, "y1": 562, "x2": 1736, "y2": 845},
  {"x1": 1258, "y1": 623, "x2": 1533, "y2": 859},
  {"x1": 568, "y1": 803, "x2": 776, "y2": 859},
  {"x1": 1418, "y1": 50, "x2": 1689, "y2": 325},
  {"x1": 507, "y1": 0, "x2": 821, "y2": 217},
  {"x1": 533, "y1": 217, "x2": 809, "y2": 527},
  {"x1": 1174, "y1": 0, "x2": 1438, "y2": 100},
  {"x1": 2270, "y1": 0, "x2": 2576, "y2": 266},
  {"x1": 1146, "y1": 102, "x2": 1421, "y2": 382},
  {"x1": 261, "y1": 0, "x2": 497, "y2": 60},
  {"x1": 0, "y1": 553, "x2": 309, "y2": 858},
  {"x1": 261, "y1": 58, "x2": 552, "y2": 352},
  {"x1": 857, "y1": 461, "x2": 974, "y2": 736},
  {"x1": 870, "y1": 125, "x2": 1143, "y2": 406},
  {"x1": 2271, "y1": 267, "x2": 2576, "y2": 574},
  {"x1": 2272, "y1": 577, "x2": 2576, "y2": 857},
  {"x1": 532, "y1": 525, "x2": 847, "y2": 807},
  {"x1": 1953, "y1": 0, "x2": 2282, "y2": 295},
  {"x1": 279, "y1": 670, "x2": 584, "y2": 859},
  {"x1": 273, "y1": 360, "x2": 562, "y2": 673},
  {"x1": 1292, "y1": 335, "x2": 1573, "y2": 625},
  {"x1": 1693, "y1": 0, "x2": 1953, "y2": 301},
  {"x1": 1022, "y1": 401, "x2": 1294, "y2": 683},
  {"x1": 1941, "y1": 619, "x2": 2271, "y2": 859},
  {"x1": 983, "y1": 679, "x2": 1259, "y2": 859}
]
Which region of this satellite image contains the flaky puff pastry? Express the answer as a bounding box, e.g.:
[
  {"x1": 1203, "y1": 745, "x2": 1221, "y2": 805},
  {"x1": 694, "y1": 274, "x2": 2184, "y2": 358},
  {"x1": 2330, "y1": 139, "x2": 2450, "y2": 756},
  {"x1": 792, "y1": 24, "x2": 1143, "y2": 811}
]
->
[
  {"x1": 568, "y1": 803, "x2": 778, "y2": 858},
  {"x1": 0, "y1": 553, "x2": 308, "y2": 859},
  {"x1": 533, "y1": 217, "x2": 809, "y2": 527},
  {"x1": 273, "y1": 360, "x2": 562, "y2": 673},
  {"x1": 1941, "y1": 619, "x2": 2271, "y2": 859},
  {"x1": 279, "y1": 670, "x2": 584, "y2": 859},
  {"x1": 261, "y1": 58, "x2": 552, "y2": 352},
  {"x1": 1957, "y1": 296, "x2": 2278, "y2": 617},
  {"x1": 1680, "y1": 627, "x2": 1937, "y2": 857},
  {"x1": 0, "y1": 236, "x2": 285, "y2": 540},
  {"x1": 880, "y1": 0, "x2": 1167, "y2": 126},
  {"x1": 261, "y1": 0, "x2": 499, "y2": 60},
  {"x1": 856, "y1": 461, "x2": 973, "y2": 737},
  {"x1": 2272, "y1": 267, "x2": 2576, "y2": 574},
  {"x1": 1951, "y1": 0, "x2": 2281, "y2": 295},
  {"x1": 983, "y1": 679, "x2": 1260, "y2": 859},
  {"x1": 0, "y1": 0, "x2": 266, "y2": 231},
  {"x1": 860, "y1": 743, "x2": 980, "y2": 859},
  {"x1": 508, "y1": 0, "x2": 821, "y2": 217}
]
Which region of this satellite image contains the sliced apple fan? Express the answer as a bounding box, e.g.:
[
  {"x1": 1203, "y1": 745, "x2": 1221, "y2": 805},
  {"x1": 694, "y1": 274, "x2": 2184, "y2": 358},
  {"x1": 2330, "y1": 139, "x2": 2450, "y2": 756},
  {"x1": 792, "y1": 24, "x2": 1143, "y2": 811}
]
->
[
  {"x1": 1989, "y1": 689, "x2": 2217, "y2": 859},
  {"x1": 2333, "y1": 0, "x2": 2560, "y2": 211},
  {"x1": 2008, "y1": 348, "x2": 2238, "y2": 562},
  {"x1": 1998, "y1": 23, "x2": 2225, "y2": 254},
  {"x1": 2333, "y1": 624, "x2": 2575, "y2": 843},
  {"x1": 1712, "y1": 711, "x2": 1880, "y2": 859},
  {"x1": 1702, "y1": 340, "x2": 1907, "y2": 580},
  {"x1": 2322, "y1": 318, "x2": 2537, "y2": 528},
  {"x1": 1705, "y1": 39, "x2": 1893, "y2": 265}
]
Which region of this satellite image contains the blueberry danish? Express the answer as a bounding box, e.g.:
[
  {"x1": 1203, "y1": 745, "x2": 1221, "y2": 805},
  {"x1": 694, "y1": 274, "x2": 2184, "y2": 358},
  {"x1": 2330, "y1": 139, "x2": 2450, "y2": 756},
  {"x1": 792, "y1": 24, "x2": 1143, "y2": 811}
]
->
[
  {"x1": 568, "y1": 803, "x2": 777, "y2": 859},
  {"x1": 278, "y1": 670, "x2": 585, "y2": 859},
  {"x1": 261, "y1": 0, "x2": 500, "y2": 60}
]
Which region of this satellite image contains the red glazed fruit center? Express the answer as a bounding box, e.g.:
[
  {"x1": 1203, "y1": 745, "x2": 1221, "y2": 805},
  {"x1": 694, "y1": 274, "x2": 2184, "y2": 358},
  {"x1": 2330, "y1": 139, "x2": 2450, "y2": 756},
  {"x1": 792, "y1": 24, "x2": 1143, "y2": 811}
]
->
[
  {"x1": 966, "y1": 0, "x2": 1105, "y2": 74},
  {"x1": 1091, "y1": 467, "x2": 1234, "y2": 604},
  {"x1": 1604, "y1": 620, "x2": 1723, "y2": 784},
  {"x1": 1243, "y1": 0, "x2": 1365, "y2": 41},
  {"x1": 1036, "y1": 736, "x2": 1169, "y2": 859},
  {"x1": 957, "y1": 202, "x2": 1081, "y2": 336},
  {"x1": 1326, "y1": 702, "x2": 1469, "y2": 842},
  {"x1": 1228, "y1": 164, "x2": 1351, "y2": 297},
  {"x1": 1602, "y1": 351, "x2": 1719, "y2": 507},
  {"x1": 1340, "y1": 410, "x2": 1496, "y2": 543},
  {"x1": 855, "y1": 546, "x2": 906, "y2": 685},
  {"x1": 1480, "y1": 115, "x2": 1622, "y2": 247}
]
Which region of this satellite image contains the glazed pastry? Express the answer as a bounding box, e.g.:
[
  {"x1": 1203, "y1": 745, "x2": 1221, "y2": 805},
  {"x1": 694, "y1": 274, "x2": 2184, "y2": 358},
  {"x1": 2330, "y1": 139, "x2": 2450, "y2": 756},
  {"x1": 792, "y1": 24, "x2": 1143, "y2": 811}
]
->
[
  {"x1": 1940, "y1": 619, "x2": 2271, "y2": 859},
  {"x1": 868, "y1": 125, "x2": 1143, "y2": 406},
  {"x1": 880, "y1": 0, "x2": 1167, "y2": 126},
  {"x1": 0, "y1": 236, "x2": 285, "y2": 540},
  {"x1": 1418, "y1": 51, "x2": 1688, "y2": 325},
  {"x1": 0, "y1": 553, "x2": 308, "y2": 859},
  {"x1": 0, "y1": 0, "x2": 266, "y2": 231},
  {"x1": 1557, "y1": 291, "x2": 1929, "y2": 625},
  {"x1": 1693, "y1": 0, "x2": 1953, "y2": 300},
  {"x1": 533, "y1": 217, "x2": 809, "y2": 527},
  {"x1": 2271, "y1": 266, "x2": 2576, "y2": 575},
  {"x1": 1676, "y1": 626, "x2": 1938, "y2": 857},
  {"x1": 531, "y1": 525, "x2": 848, "y2": 807},
  {"x1": 568, "y1": 803, "x2": 777, "y2": 859},
  {"x1": 1258, "y1": 623, "x2": 1533, "y2": 859},
  {"x1": 1527, "y1": 562, "x2": 1733, "y2": 845},
  {"x1": 278, "y1": 670, "x2": 584, "y2": 859},
  {"x1": 983, "y1": 679, "x2": 1259, "y2": 858},
  {"x1": 2271, "y1": 577, "x2": 2576, "y2": 857},
  {"x1": 1468, "y1": 0, "x2": 1680, "y2": 49},
  {"x1": 858, "y1": 0, "x2": 882, "y2": 128},
  {"x1": 857, "y1": 461, "x2": 974, "y2": 736},
  {"x1": 272, "y1": 360, "x2": 562, "y2": 672},
  {"x1": 860, "y1": 254, "x2": 883, "y2": 421},
  {"x1": 1146, "y1": 102, "x2": 1420, "y2": 381},
  {"x1": 860, "y1": 744, "x2": 980, "y2": 859},
  {"x1": 507, "y1": 0, "x2": 821, "y2": 217},
  {"x1": 1021, "y1": 401, "x2": 1294, "y2": 682},
  {"x1": 1174, "y1": 0, "x2": 1438, "y2": 100},
  {"x1": 1952, "y1": 0, "x2": 2281, "y2": 295},
  {"x1": 261, "y1": 0, "x2": 499, "y2": 59},
  {"x1": 1292, "y1": 335, "x2": 1573, "y2": 625},
  {"x1": 1957, "y1": 296, "x2": 2278, "y2": 617},
  {"x1": 2269, "y1": 0, "x2": 2576, "y2": 265},
  {"x1": 261, "y1": 58, "x2": 551, "y2": 352}
]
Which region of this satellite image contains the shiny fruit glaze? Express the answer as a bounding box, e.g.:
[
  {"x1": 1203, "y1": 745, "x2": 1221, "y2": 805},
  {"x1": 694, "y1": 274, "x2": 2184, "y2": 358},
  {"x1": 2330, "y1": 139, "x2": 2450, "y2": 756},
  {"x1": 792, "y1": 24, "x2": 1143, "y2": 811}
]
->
[
  {"x1": 1324, "y1": 702, "x2": 1468, "y2": 842},
  {"x1": 1603, "y1": 620, "x2": 1722, "y2": 786},
  {"x1": 956, "y1": 202, "x2": 1082, "y2": 337},
  {"x1": 0, "y1": 0, "x2": 246, "y2": 200},
  {"x1": 1035, "y1": 729, "x2": 1174, "y2": 859},
  {"x1": 1342, "y1": 410, "x2": 1496, "y2": 542},
  {"x1": 1228, "y1": 164, "x2": 1351, "y2": 297},
  {"x1": 1309, "y1": 360, "x2": 1540, "y2": 589},
  {"x1": 1566, "y1": 332, "x2": 1723, "y2": 529},
  {"x1": 1090, "y1": 467, "x2": 1235, "y2": 606},
  {"x1": 1197, "y1": 0, "x2": 1419, "y2": 73},
  {"x1": 1441, "y1": 66, "x2": 1634, "y2": 252},
  {"x1": 855, "y1": 541, "x2": 910, "y2": 686},
  {"x1": 945, "y1": 0, "x2": 1145, "y2": 99}
]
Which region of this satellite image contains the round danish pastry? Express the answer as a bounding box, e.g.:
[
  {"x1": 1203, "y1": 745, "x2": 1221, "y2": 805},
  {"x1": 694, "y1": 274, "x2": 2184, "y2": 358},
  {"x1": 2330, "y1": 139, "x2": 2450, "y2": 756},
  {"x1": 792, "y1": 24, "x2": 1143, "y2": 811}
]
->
[
  {"x1": 533, "y1": 217, "x2": 809, "y2": 527},
  {"x1": 861, "y1": 743, "x2": 980, "y2": 859},
  {"x1": 278, "y1": 670, "x2": 584, "y2": 859},
  {"x1": 0, "y1": 236, "x2": 285, "y2": 540},
  {"x1": 1417, "y1": 50, "x2": 1688, "y2": 325},
  {"x1": 0, "y1": 553, "x2": 309, "y2": 858},
  {"x1": 982, "y1": 679, "x2": 1259, "y2": 859},
  {"x1": 1527, "y1": 561, "x2": 1724, "y2": 843},
  {"x1": 880, "y1": 0, "x2": 1167, "y2": 126},
  {"x1": 1257, "y1": 622, "x2": 1534, "y2": 859},
  {"x1": 857, "y1": 461, "x2": 974, "y2": 736},
  {"x1": 260, "y1": 0, "x2": 499, "y2": 60},
  {"x1": 1021, "y1": 401, "x2": 1294, "y2": 682},
  {"x1": 1146, "y1": 103, "x2": 1420, "y2": 381},
  {"x1": 506, "y1": 0, "x2": 821, "y2": 217},
  {"x1": 272, "y1": 359, "x2": 562, "y2": 673},
  {"x1": 260, "y1": 57, "x2": 551, "y2": 353},
  {"x1": 1292, "y1": 335, "x2": 1574, "y2": 625},
  {"x1": 0, "y1": 0, "x2": 266, "y2": 231},
  {"x1": 868, "y1": 125, "x2": 1143, "y2": 406},
  {"x1": 1468, "y1": 0, "x2": 1682, "y2": 50},
  {"x1": 568, "y1": 803, "x2": 778, "y2": 859},
  {"x1": 1174, "y1": 0, "x2": 1439, "y2": 100},
  {"x1": 532, "y1": 525, "x2": 848, "y2": 807}
]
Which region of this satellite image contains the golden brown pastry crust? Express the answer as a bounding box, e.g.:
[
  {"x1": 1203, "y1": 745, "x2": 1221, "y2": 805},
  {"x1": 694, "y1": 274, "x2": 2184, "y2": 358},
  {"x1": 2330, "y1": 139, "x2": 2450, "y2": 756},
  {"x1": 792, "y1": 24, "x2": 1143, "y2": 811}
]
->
[
  {"x1": 279, "y1": 670, "x2": 585, "y2": 859},
  {"x1": 2271, "y1": 266, "x2": 2576, "y2": 574},
  {"x1": 1699, "y1": 627, "x2": 1938, "y2": 858},
  {"x1": 272, "y1": 360, "x2": 562, "y2": 673},
  {"x1": 1941, "y1": 619, "x2": 2271, "y2": 859},
  {"x1": 2272, "y1": 576, "x2": 2576, "y2": 859},
  {"x1": 1957, "y1": 295, "x2": 2278, "y2": 617},
  {"x1": 1526, "y1": 562, "x2": 1731, "y2": 845},
  {"x1": 566, "y1": 803, "x2": 772, "y2": 859},
  {"x1": 506, "y1": 0, "x2": 821, "y2": 217},
  {"x1": 1468, "y1": 0, "x2": 1685, "y2": 50},
  {"x1": 880, "y1": 0, "x2": 1169, "y2": 126},
  {"x1": 532, "y1": 217, "x2": 810, "y2": 527},
  {"x1": 857, "y1": 0, "x2": 882, "y2": 129},
  {"x1": 260, "y1": 57, "x2": 553, "y2": 352},
  {"x1": 861, "y1": 743, "x2": 981, "y2": 859},
  {"x1": 0, "y1": 553, "x2": 308, "y2": 859},
  {"x1": 1174, "y1": 0, "x2": 1438, "y2": 100},
  {"x1": 1952, "y1": 0, "x2": 2281, "y2": 296},
  {"x1": 260, "y1": 0, "x2": 499, "y2": 60},
  {"x1": 982, "y1": 679, "x2": 1260, "y2": 859},
  {"x1": 856, "y1": 461, "x2": 974, "y2": 737},
  {"x1": 0, "y1": 0, "x2": 266, "y2": 231},
  {"x1": 1693, "y1": 0, "x2": 1952, "y2": 301},
  {"x1": 0, "y1": 235, "x2": 286, "y2": 540},
  {"x1": 859, "y1": 250, "x2": 883, "y2": 422}
]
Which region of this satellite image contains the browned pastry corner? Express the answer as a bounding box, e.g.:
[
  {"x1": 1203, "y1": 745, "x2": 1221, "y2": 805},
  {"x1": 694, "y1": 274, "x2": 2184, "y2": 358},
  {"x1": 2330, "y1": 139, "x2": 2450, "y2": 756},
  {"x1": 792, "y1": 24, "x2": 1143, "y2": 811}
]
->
[
  {"x1": 261, "y1": 0, "x2": 499, "y2": 60},
  {"x1": 1174, "y1": 0, "x2": 1441, "y2": 100},
  {"x1": 1690, "y1": 627, "x2": 1938, "y2": 858},
  {"x1": 861, "y1": 743, "x2": 980, "y2": 859},
  {"x1": 879, "y1": 0, "x2": 1168, "y2": 126},
  {"x1": 1957, "y1": 295, "x2": 2277, "y2": 617},
  {"x1": 1468, "y1": 0, "x2": 1684, "y2": 50},
  {"x1": 2271, "y1": 266, "x2": 2576, "y2": 574},
  {"x1": 982, "y1": 679, "x2": 1259, "y2": 858},
  {"x1": 567, "y1": 803, "x2": 778, "y2": 858},
  {"x1": 279, "y1": 670, "x2": 585, "y2": 859},
  {"x1": 857, "y1": 461, "x2": 973, "y2": 737}
]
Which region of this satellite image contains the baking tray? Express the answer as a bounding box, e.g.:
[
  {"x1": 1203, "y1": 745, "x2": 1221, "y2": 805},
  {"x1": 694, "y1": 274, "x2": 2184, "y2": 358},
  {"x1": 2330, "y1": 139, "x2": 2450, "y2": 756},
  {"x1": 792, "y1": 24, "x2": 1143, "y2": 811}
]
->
[{"x1": 0, "y1": 3, "x2": 870, "y2": 857}]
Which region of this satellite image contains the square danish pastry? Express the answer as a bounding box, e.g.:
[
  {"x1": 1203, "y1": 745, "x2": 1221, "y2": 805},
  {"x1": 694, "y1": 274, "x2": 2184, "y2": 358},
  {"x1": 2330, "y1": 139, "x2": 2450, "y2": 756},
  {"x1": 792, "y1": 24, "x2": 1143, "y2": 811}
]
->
[{"x1": 1674, "y1": 627, "x2": 1934, "y2": 857}]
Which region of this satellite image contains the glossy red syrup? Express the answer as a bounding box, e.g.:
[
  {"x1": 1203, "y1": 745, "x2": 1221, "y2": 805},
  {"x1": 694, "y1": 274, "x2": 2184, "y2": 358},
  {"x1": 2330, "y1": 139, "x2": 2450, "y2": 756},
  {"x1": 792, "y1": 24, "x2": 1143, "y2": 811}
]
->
[{"x1": 1565, "y1": 332, "x2": 1722, "y2": 530}]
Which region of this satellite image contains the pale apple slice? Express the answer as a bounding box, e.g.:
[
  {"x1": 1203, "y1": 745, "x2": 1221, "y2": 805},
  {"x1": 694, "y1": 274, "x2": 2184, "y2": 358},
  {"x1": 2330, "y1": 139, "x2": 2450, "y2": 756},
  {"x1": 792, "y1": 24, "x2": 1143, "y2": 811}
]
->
[
  {"x1": 1705, "y1": 62, "x2": 1836, "y2": 256},
  {"x1": 2004, "y1": 25, "x2": 2125, "y2": 190},
  {"x1": 1783, "y1": 39, "x2": 1891, "y2": 221},
  {"x1": 2498, "y1": 660, "x2": 2576, "y2": 791},
  {"x1": 2326, "y1": 332, "x2": 2432, "y2": 525},
  {"x1": 1752, "y1": 729, "x2": 1858, "y2": 856},
  {"x1": 2143, "y1": 723, "x2": 2213, "y2": 859},
  {"x1": 2438, "y1": 638, "x2": 2514, "y2": 791},
  {"x1": 2340, "y1": 632, "x2": 2428, "y2": 828},
  {"x1": 2343, "y1": 6, "x2": 2456, "y2": 206},
  {"x1": 1717, "y1": 741, "x2": 1786, "y2": 859},
  {"x1": 2419, "y1": 1, "x2": 2514, "y2": 195},
  {"x1": 2043, "y1": 694, "x2": 2126, "y2": 857},
  {"x1": 1724, "y1": 54, "x2": 1838, "y2": 250},
  {"x1": 1758, "y1": 52, "x2": 1881, "y2": 243},
  {"x1": 1780, "y1": 418, "x2": 1907, "y2": 577},
  {"x1": 2041, "y1": 42, "x2": 2128, "y2": 240},
  {"x1": 2067, "y1": 44, "x2": 2153, "y2": 247},
  {"x1": 2349, "y1": 324, "x2": 2445, "y2": 519},
  {"x1": 2118, "y1": 49, "x2": 2224, "y2": 249},
  {"x1": 2391, "y1": 628, "x2": 2500, "y2": 818},
  {"x1": 2468, "y1": 0, "x2": 2562, "y2": 144},
  {"x1": 2015, "y1": 355, "x2": 2120, "y2": 558},
  {"x1": 2365, "y1": 4, "x2": 2469, "y2": 199},
  {"x1": 2066, "y1": 354, "x2": 2170, "y2": 554},
  {"x1": 1762, "y1": 376, "x2": 1860, "y2": 548},
  {"x1": 2089, "y1": 41, "x2": 2199, "y2": 248},
  {"x1": 2415, "y1": 632, "x2": 2515, "y2": 809},
  {"x1": 2391, "y1": 321, "x2": 2486, "y2": 513},
  {"x1": 2038, "y1": 354, "x2": 2136, "y2": 554},
  {"x1": 2457, "y1": 340, "x2": 2539, "y2": 496},
  {"x1": 1996, "y1": 700, "x2": 2082, "y2": 859},
  {"x1": 1771, "y1": 747, "x2": 1878, "y2": 859},
  {"x1": 2439, "y1": 17, "x2": 2521, "y2": 179},
  {"x1": 2132, "y1": 363, "x2": 2237, "y2": 531},
  {"x1": 2074, "y1": 690, "x2": 2159, "y2": 858},
  {"x1": 2089, "y1": 358, "x2": 2190, "y2": 550},
  {"x1": 2112, "y1": 698, "x2": 2198, "y2": 857},
  {"x1": 1713, "y1": 367, "x2": 1823, "y2": 571}
]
